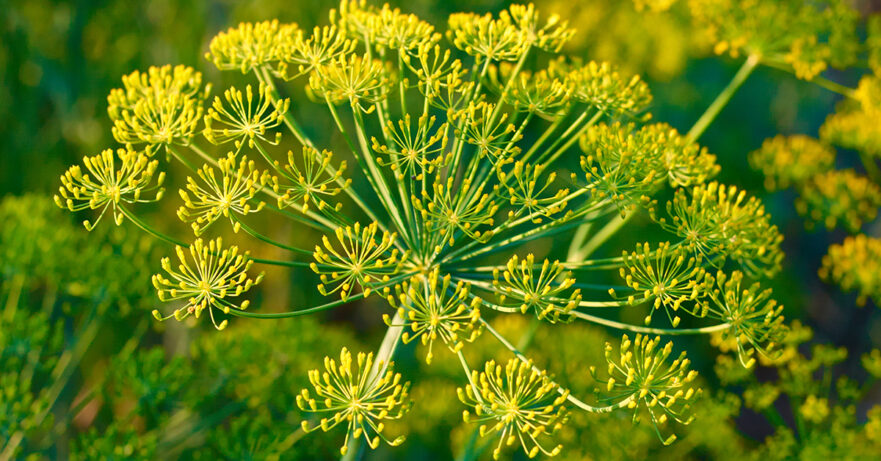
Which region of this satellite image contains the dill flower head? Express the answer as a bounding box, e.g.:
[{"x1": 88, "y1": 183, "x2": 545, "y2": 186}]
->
[
  {"x1": 55, "y1": 2, "x2": 795, "y2": 455},
  {"x1": 274, "y1": 147, "x2": 349, "y2": 213},
  {"x1": 447, "y1": 11, "x2": 528, "y2": 63},
  {"x1": 206, "y1": 20, "x2": 298, "y2": 74},
  {"x1": 820, "y1": 74, "x2": 881, "y2": 157},
  {"x1": 297, "y1": 347, "x2": 411, "y2": 455},
  {"x1": 458, "y1": 358, "x2": 569, "y2": 459},
  {"x1": 820, "y1": 235, "x2": 881, "y2": 307},
  {"x1": 794, "y1": 169, "x2": 881, "y2": 232},
  {"x1": 108, "y1": 65, "x2": 210, "y2": 148},
  {"x1": 497, "y1": 68, "x2": 571, "y2": 119},
  {"x1": 578, "y1": 123, "x2": 719, "y2": 211},
  {"x1": 177, "y1": 154, "x2": 271, "y2": 235},
  {"x1": 593, "y1": 334, "x2": 700, "y2": 445},
  {"x1": 749, "y1": 135, "x2": 836, "y2": 190},
  {"x1": 366, "y1": 4, "x2": 439, "y2": 52},
  {"x1": 151, "y1": 237, "x2": 263, "y2": 330},
  {"x1": 372, "y1": 113, "x2": 450, "y2": 180},
  {"x1": 277, "y1": 25, "x2": 356, "y2": 81},
  {"x1": 311, "y1": 222, "x2": 403, "y2": 300},
  {"x1": 506, "y1": 3, "x2": 575, "y2": 52},
  {"x1": 415, "y1": 175, "x2": 499, "y2": 246},
  {"x1": 54, "y1": 148, "x2": 165, "y2": 230},
  {"x1": 690, "y1": 0, "x2": 859, "y2": 79},
  {"x1": 496, "y1": 161, "x2": 570, "y2": 223},
  {"x1": 492, "y1": 254, "x2": 581, "y2": 323},
  {"x1": 203, "y1": 83, "x2": 289, "y2": 149},
  {"x1": 567, "y1": 61, "x2": 652, "y2": 117},
  {"x1": 613, "y1": 242, "x2": 711, "y2": 327},
  {"x1": 385, "y1": 269, "x2": 481, "y2": 363},
  {"x1": 455, "y1": 101, "x2": 522, "y2": 164},
  {"x1": 705, "y1": 270, "x2": 786, "y2": 368},
  {"x1": 654, "y1": 182, "x2": 784, "y2": 278},
  {"x1": 308, "y1": 54, "x2": 390, "y2": 110}
]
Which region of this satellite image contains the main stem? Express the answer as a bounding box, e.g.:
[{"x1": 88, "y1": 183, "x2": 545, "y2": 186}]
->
[{"x1": 686, "y1": 54, "x2": 760, "y2": 142}]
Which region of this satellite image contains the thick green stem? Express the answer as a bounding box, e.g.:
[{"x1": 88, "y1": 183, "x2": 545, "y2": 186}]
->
[{"x1": 686, "y1": 54, "x2": 760, "y2": 142}]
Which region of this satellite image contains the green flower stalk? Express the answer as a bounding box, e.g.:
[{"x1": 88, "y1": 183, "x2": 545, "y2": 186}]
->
[{"x1": 55, "y1": 1, "x2": 792, "y2": 456}]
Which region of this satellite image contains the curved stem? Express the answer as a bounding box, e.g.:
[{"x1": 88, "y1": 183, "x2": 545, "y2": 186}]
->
[
  {"x1": 686, "y1": 54, "x2": 760, "y2": 142},
  {"x1": 120, "y1": 206, "x2": 188, "y2": 246},
  {"x1": 571, "y1": 311, "x2": 731, "y2": 335},
  {"x1": 231, "y1": 215, "x2": 313, "y2": 256},
  {"x1": 480, "y1": 318, "x2": 631, "y2": 413},
  {"x1": 228, "y1": 273, "x2": 413, "y2": 319}
]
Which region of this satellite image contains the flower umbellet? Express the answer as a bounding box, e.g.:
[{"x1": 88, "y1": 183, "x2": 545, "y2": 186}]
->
[
  {"x1": 458, "y1": 358, "x2": 569, "y2": 459},
  {"x1": 55, "y1": 148, "x2": 165, "y2": 230},
  {"x1": 151, "y1": 237, "x2": 263, "y2": 330},
  {"x1": 297, "y1": 347, "x2": 410, "y2": 455},
  {"x1": 592, "y1": 334, "x2": 701, "y2": 445},
  {"x1": 55, "y1": 1, "x2": 789, "y2": 456}
]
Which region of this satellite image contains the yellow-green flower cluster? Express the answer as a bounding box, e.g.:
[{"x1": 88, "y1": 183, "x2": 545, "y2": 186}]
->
[
  {"x1": 594, "y1": 334, "x2": 700, "y2": 445},
  {"x1": 206, "y1": 20, "x2": 298, "y2": 73},
  {"x1": 203, "y1": 83, "x2": 289, "y2": 149},
  {"x1": 689, "y1": 0, "x2": 859, "y2": 79},
  {"x1": 55, "y1": 148, "x2": 165, "y2": 230},
  {"x1": 151, "y1": 237, "x2": 263, "y2": 330},
  {"x1": 578, "y1": 123, "x2": 719, "y2": 211},
  {"x1": 177, "y1": 154, "x2": 271, "y2": 235},
  {"x1": 496, "y1": 162, "x2": 569, "y2": 222},
  {"x1": 385, "y1": 269, "x2": 482, "y2": 363},
  {"x1": 309, "y1": 54, "x2": 391, "y2": 111},
  {"x1": 274, "y1": 147, "x2": 349, "y2": 213},
  {"x1": 614, "y1": 242, "x2": 710, "y2": 327},
  {"x1": 704, "y1": 270, "x2": 786, "y2": 367},
  {"x1": 52, "y1": 1, "x2": 794, "y2": 456},
  {"x1": 458, "y1": 358, "x2": 569, "y2": 459},
  {"x1": 820, "y1": 74, "x2": 881, "y2": 157},
  {"x1": 748, "y1": 135, "x2": 836, "y2": 190},
  {"x1": 297, "y1": 347, "x2": 410, "y2": 455},
  {"x1": 819, "y1": 235, "x2": 881, "y2": 307},
  {"x1": 107, "y1": 65, "x2": 210, "y2": 148},
  {"x1": 711, "y1": 323, "x2": 881, "y2": 460},
  {"x1": 311, "y1": 222, "x2": 403, "y2": 300},
  {"x1": 373, "y1": 114, "x2": 450, "y2": 180},
  {"x1": 794, "y1": 169, "x2": 881, "y2": 232},
  {"x1": 447, "y1": 3, "x2": 574, "y2": 63},
  {"x1": 567, "y1": 61, "x2": 652, "y2": 117},
  {"x1": 654, "y1": 182, "x2": 783, "y2": 278},
  {"x1": 492, "y1": 254, "x2": 581, "y2": 323}
]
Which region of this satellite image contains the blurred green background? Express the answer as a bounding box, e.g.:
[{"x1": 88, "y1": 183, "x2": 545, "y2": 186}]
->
[{"x1": 2, "y1": 0, "x2": 881, "y2": 459}]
